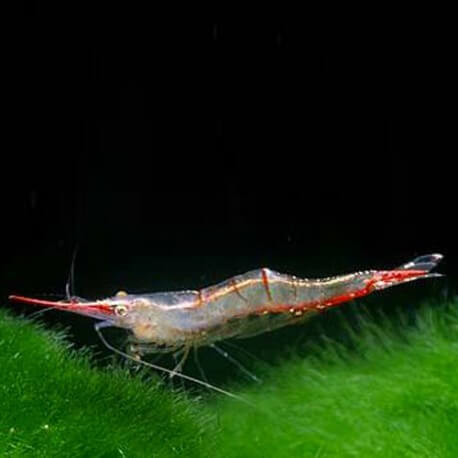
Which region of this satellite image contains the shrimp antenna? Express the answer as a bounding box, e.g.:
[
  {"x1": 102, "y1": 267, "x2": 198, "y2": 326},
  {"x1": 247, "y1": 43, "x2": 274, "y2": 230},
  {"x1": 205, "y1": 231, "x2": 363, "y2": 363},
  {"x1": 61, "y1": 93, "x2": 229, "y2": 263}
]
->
[
  {"x1": 94, "y1": 321, "x2": 252, "y2": 405},
  {"x1": 26, "y1": 293, "x2": 65, "y2": 319},
  {"x1": 29, "y1": 307, "x2": 55, "y2": 319},
  {"x1": 66, "y1": 244, "x2": 79, "y2": 300}
]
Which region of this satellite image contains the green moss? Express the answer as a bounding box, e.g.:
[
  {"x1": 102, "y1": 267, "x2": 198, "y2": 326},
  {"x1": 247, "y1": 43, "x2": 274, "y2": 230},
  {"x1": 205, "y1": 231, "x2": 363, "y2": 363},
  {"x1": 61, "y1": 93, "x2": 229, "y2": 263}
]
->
[
  {"x1": 0, "y1": 309, "x2": 214, "y2": 457},
  {"x1": 2, "y1": 299, "x2": 458, "y2": 457},
  {"x1": 210, "y1": 300, "x2": 458, "y2": 457}
]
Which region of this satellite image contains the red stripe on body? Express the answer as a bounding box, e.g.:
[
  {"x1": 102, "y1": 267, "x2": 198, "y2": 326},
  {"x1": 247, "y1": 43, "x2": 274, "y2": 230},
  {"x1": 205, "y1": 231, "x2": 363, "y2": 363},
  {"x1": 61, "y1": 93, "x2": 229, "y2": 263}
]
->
[
  {"x1": 197, "y1": 290, "x2": 204, "y2": 307},
  {"x1": 252, "y1": 269, "x2": 428, "y2": 317},
  {"x1": 261, "y1": 268, "x2": 273, "y2": 302},
  {"x1": 230, "y1": 279, "x2": 249, "y2": 303}
]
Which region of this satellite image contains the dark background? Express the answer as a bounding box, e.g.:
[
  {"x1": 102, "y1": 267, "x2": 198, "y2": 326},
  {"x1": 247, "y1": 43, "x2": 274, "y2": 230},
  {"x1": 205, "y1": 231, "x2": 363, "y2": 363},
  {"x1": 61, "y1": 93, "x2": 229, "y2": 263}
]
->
[{"x1": 1, "y1": 6, "x2": 455, "y2": 374}]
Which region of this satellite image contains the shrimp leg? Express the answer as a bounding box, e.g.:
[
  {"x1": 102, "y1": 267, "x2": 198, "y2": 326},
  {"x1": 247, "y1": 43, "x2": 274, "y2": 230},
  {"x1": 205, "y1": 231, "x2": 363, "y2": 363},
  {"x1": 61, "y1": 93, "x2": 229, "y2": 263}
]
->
[
  {"x1": 170, "y1": 346, "x2": 191, "y2": 378},
  {"x1": 94, "y1": 321, "x2": 251, "y2": 403},
  {"x1": 210, "y1": 343, "x2": 261, "y2": 382}
]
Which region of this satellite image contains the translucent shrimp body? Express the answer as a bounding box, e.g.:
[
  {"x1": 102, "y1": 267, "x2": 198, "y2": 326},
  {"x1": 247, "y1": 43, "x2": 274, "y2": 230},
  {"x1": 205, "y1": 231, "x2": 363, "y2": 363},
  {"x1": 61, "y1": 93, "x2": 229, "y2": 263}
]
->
[{"x1": 10, "y1": 254, "x2": 444, "y2": 353}]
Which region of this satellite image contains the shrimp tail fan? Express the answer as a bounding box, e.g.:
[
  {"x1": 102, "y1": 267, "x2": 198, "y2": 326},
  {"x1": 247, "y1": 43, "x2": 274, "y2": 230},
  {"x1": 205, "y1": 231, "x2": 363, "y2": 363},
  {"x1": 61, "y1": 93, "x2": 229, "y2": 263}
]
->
[
  {"x1": 396, "y1": 253, "x2": 444, "y2": 276},
  {"x1": 372, "y1": 253, "x2": 444, "y2": 291}
]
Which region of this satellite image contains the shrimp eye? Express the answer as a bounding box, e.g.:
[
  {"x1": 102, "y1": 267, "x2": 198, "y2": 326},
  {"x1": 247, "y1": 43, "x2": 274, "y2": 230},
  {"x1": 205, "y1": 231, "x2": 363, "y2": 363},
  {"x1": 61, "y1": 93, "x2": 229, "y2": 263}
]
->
[{"x1": 114, "y1": 305, "x2": 128, "y2": 317}]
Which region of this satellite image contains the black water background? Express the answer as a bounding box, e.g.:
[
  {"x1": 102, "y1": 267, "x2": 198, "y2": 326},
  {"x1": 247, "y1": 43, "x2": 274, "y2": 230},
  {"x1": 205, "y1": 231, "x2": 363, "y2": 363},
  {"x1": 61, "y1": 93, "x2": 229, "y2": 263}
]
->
[{"x1": 2, "y1": 10, "x2": 455, "y2": 388}]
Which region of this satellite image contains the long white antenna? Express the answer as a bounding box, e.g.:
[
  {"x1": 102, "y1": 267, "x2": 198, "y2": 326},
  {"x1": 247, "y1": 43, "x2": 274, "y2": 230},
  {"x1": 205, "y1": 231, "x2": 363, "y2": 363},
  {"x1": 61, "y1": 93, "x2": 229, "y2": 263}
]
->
[{"x1": 94, "y1": 322, "x2": 253, "y2": 405}]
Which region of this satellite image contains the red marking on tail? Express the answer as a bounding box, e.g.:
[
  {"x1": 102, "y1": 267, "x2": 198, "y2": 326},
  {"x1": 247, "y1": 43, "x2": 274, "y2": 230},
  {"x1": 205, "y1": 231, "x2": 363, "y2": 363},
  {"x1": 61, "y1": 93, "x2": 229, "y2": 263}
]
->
[{"x1": 377, "y1": 269, "x2": 427, "y2": 284}]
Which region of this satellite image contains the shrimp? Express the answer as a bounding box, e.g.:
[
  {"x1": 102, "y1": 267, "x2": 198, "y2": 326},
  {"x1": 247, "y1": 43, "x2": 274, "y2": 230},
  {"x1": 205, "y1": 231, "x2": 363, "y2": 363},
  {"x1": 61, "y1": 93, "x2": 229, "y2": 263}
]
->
[{"x1": 9, "y1": 254, "x2": 444, "y2": 398}]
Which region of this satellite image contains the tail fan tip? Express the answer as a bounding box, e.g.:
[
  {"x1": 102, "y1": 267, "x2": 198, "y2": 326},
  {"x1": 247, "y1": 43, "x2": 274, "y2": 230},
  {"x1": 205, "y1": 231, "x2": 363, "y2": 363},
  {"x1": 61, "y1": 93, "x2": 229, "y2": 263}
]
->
[
  {"x1": 397, "y1": 253, "x2": 444, "y2": 273},
  {"x1": 373, "y1": 253, "x2": 444, "y2": 291}
]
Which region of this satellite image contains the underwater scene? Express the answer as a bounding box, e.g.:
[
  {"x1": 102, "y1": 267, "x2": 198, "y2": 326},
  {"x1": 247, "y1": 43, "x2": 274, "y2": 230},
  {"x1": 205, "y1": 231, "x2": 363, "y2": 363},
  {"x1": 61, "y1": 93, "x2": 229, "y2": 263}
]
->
[{"x1": 2, "y1": 11, "x2": 456, "y2": 458}]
